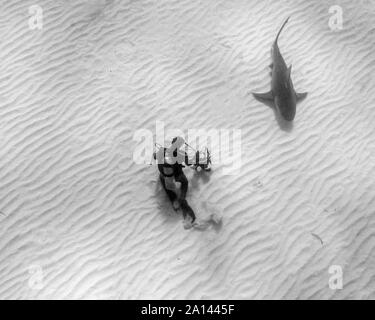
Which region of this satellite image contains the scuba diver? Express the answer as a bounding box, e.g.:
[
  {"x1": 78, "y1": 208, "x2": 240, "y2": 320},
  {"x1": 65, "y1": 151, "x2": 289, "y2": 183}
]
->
[{"x1": 154, "y1": 137, "x2": 196, "y2": 223}]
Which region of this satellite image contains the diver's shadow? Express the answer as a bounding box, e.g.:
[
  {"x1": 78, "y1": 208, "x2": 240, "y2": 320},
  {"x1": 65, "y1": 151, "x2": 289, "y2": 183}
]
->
[{"x1": 253, "y1": 96, "x2": 294, "y2": 132}]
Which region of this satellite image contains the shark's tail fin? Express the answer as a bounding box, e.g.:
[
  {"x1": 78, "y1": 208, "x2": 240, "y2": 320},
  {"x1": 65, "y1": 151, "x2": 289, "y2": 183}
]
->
[{"x1": 275, "y1": 16, "x2": 290, "y2": 44}]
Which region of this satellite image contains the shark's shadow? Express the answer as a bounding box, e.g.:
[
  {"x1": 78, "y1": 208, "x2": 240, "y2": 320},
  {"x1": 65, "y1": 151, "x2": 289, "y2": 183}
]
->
[{"x1": 253, "y1": 95, "x2": 294, "y2": 132}]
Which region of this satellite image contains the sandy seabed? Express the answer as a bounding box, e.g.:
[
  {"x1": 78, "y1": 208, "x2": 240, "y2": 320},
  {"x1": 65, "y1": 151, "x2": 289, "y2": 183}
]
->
[{"x1": 0, "y1": 0, "x2": 374, "y2": 299}]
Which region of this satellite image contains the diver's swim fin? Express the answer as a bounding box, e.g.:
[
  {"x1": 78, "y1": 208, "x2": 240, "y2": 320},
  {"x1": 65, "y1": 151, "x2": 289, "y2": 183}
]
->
[{"x1": 180, "y1": 199, "x2": 196, "y2": 223}]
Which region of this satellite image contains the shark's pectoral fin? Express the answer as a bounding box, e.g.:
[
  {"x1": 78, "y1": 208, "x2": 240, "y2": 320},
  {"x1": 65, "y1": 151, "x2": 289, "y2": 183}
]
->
[
  {"x1": 269, "y1": 63, "x2": 274, "y2": 69},
  {"x1": 252, "y1": 91, "x2": 274, "y2": 101},
  {"x1": 296, "y1": 92, "x2": 308, "y2": 101},
  {"x1": 287, "y1": 65, "x2": 292, "y2": 78}
]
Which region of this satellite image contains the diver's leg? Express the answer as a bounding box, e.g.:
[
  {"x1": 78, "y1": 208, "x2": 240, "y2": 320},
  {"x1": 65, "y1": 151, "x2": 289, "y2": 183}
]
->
[
  {"x1": 180, "y1": 199, "x2": 196, "y2": 223},
  {"x1": 159, "y1": 174, "x2": 177, "y2": 203},
  {"x1": 175, "y1": 172, "x2": 188, "y2": 200},
  {"x1": 175, "y1": 173, "x2": 196, "y2": 222}
]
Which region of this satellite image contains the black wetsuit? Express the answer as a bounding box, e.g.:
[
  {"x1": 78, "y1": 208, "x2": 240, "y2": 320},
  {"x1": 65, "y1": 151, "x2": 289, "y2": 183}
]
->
[
  {"x1": 155, "y1": 147, "x2": 190, "y2": 201},
  {"x1": 154, "y1": 147, "x2": 195, "y2": 222}
]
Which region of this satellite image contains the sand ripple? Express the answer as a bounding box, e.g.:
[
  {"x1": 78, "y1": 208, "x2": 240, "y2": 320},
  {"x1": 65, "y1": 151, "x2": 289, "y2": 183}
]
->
[{"x1": 0, "y1": 0, "x2": 374, "y2": 299}]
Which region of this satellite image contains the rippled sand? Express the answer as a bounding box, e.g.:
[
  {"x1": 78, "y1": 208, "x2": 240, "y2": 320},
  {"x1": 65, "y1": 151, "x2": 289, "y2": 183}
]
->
[{"x1": 0, "y1": 0, "x2": 374, "y2": 299}]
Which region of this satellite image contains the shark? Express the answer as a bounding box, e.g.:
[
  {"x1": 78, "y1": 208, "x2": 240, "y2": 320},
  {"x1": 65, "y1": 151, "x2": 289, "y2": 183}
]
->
[{"x1": 252, "y1": 17, "x2": 307, "y2": 121}]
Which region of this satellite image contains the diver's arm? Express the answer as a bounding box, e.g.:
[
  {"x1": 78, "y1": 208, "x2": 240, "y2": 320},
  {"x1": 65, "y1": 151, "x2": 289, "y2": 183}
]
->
[{"x1": 184, "y1": 152, "x2": 195, "y2": 166}]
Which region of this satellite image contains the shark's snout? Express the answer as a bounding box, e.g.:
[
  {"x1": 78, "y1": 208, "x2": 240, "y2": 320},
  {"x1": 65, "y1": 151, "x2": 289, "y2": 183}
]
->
[
  {"x1": 280, "y1": 109, "x2": 295, "y2": 121},
  {"x1": 275, "y1": 96, "x2": 296, "y2": 122}
]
